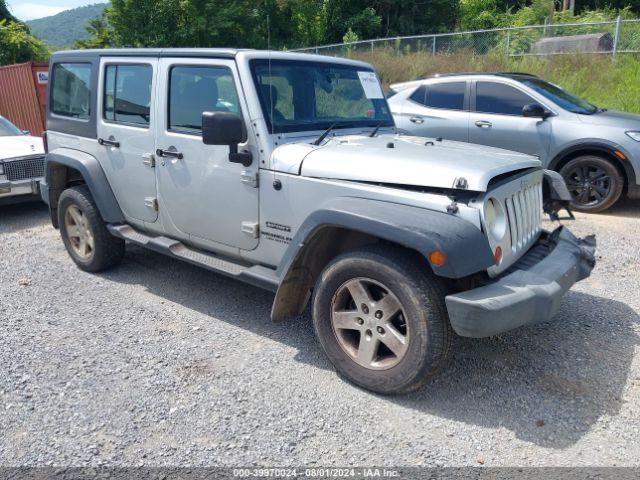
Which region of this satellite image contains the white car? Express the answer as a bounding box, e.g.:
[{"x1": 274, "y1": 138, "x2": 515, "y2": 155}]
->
[{"x1": 0, "y1": 115, "x2": 45, "y2": 205}]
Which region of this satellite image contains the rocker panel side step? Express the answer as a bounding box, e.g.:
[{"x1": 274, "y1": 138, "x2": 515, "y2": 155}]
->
[{"x1": 107, "y1": 224, "x2": 279, "y2": 292}]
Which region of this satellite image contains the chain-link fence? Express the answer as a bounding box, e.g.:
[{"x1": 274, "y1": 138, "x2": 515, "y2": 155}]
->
[{"x1": 291, "y1": 18, "x2": 640, "y2": 58}]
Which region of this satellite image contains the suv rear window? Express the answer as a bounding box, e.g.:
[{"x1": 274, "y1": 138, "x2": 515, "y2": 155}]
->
[
  {"x1": 476, "y1": 82, "x2": 534, "y2": 116},
  {"x1": 51, "y1": 63, "x2": 91, "y2": 120},
  {"x1": 410, "y1": 82, "x2": 466, "y2": 110},
  {"x1": 104, "y1": 64, "x2": 152, "y2": 126}
]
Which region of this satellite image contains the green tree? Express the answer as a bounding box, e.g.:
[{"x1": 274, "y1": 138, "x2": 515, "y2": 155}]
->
[
  {"x1": 75, "y1": 13, "x2": 113, "y2": 49},
  {"x1": 104, "y1": 0, "x2": 269, "y2": 48},
  {"x1": 374, "y1": 0, "x2": 459, "y2": 36},
  {"x1": 459, "y1": 0, "x2": 504, "y2": 30},
  {"x1": 0, "y1": 19, "x2": 50, "y2": 65},
  {"x1": 1, "y1": 0, "x2": 17, "y2": 22}
]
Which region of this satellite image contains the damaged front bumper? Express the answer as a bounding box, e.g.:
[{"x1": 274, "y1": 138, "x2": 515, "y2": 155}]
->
[{"x1": 445, "y1": 227, "x2": 596, "y2": 338}]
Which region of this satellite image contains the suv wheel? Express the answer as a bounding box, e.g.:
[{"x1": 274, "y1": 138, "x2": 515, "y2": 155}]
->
[
  {"x1": 312, "y1": 246, "x2": 453, "y2": 394},
  {"x1": 559, "y1": 155, "x2": 623, "y2": 213},
  {"x1": 58, "y1": 185, "x2": 125, "y2": 272}
]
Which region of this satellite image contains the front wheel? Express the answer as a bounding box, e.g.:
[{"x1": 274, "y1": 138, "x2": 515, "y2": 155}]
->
[
  {"x1": 312, "y1": 246, "x2": 453, "y2": 395},
  {"x1": 559, "y1": 155, "x2": 623, "y2": 213}
]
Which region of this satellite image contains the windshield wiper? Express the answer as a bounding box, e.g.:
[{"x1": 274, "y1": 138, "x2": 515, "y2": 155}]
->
[
  {"x1": 313, "y1": 123, "x2": 336, "y2": 146},
  {"x1": 369, "y1": 121, "x2": 384, "y2": 137}
]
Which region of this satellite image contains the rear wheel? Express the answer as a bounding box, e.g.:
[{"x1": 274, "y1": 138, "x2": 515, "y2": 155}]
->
[
  {"x1": 559, "y1": 155, "x2": 623, "y2": 213},
  {"x1": 312, "y1": 246, "x2": 453, "y2": 395},
  {"x1": 58, "y1": 185, "x2": 125, "y2": 272}
]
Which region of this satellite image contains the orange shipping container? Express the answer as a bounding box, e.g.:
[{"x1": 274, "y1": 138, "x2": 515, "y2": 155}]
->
[{"x1": 0, "y1": 61, "x2": 48, "y2": 137}]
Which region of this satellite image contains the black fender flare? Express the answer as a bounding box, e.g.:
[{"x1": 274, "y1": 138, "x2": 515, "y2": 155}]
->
[
  {"x1": 549, "y1": 140, "x2": 637, "y2": 187},
  {"x1": 43, "y1": 148, "x2": 124, "y2": 226},
  {"x1": 270, "y1": 197, "x2": 494, "y2": 322}
]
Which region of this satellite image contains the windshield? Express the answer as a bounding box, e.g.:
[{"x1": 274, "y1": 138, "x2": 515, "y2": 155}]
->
[
  {"x1": 0, "y1": 116, "x2": 22, "y2": 137},
  {"x1": 520, "y1": 78, "x2": 598, "y2": 114},
  {"x1": 250, "y1": 59, "x2": 394, "y2": 134}
]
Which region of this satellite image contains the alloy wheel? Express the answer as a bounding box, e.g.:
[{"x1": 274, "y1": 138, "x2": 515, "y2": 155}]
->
[
  {"x1": 330, "y1": 277, "x2": 409, "y2": 370},
  {"x1": 564, "y1": 164, "x2": 612, "y2": 207},
  {"x1": 64, "y1": 204, "x2": 95, "y2": 261}
]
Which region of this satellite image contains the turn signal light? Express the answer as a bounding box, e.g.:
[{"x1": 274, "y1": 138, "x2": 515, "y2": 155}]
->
[
  {"x1": 494, "y1": 246, "x2": 503, "y2": 266},
  {"x1": 429, "y1": 250, "x2": 446, "y2": 267}
]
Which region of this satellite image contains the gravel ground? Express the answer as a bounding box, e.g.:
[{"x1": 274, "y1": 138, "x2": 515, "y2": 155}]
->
[{"x1": 0, "y1": 199, "x2": 639, "y2": 468}]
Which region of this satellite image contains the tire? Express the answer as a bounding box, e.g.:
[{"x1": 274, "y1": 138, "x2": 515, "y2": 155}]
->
[
  {"x1": 312, "y1": 245, "x2": 453, "y2": 395},
  {"x1": 559, "y1": 155, "x2": 624, "y2": 213},
  {"x1": 57, "y1": 185, "x2": 125, "y2": 272}
]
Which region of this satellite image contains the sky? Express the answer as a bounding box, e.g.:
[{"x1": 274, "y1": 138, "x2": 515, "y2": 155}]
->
[{"x1": 7, "y1": 0, "x2": 106, "y2": 21}]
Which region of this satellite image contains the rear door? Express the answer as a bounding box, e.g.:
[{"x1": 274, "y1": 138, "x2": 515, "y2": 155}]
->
[
  {"x1": 469, "y1": 81, "x2": 551, "y2": 160},
  {"x1": 154, "y1": 58, "x2": 259, "y2": 250},
  {"x1": 399, "y1": 81, "x2": 469, "y2": 142},
  {"x1": 96, "y1": 57, "x2": 158, "y2": 223}
]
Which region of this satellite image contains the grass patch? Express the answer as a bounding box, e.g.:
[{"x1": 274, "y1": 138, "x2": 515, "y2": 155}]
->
[{"x1": 351, "y1": 50, "x2": 640, "y2": 113}]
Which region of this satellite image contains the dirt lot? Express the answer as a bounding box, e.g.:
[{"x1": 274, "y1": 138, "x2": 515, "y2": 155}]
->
[{"x1": 0, "y1": 199, "x2": 639, "y2": 467}]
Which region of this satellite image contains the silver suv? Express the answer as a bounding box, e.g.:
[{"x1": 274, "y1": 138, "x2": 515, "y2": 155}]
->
[
  {"x1": 41, "y1": 50, "x2": 595, "y2": 394},
  {"x1": 388, "y1": 73, "x2": 640, "y2": 213}
]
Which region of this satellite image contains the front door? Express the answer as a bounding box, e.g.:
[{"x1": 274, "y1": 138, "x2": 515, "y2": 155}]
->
[
  {"x1": 469, "y1": 81, "x2": 551, "y2": 161},
  {"x1": 154, "y1": 58, "x2": 259, "y2": 250},
  {"x1": 97, "y1": 58, "x2": 158, "y2": 223}
]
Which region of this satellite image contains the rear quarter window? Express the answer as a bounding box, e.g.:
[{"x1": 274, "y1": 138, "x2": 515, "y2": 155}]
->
[
  {"x1": 51, "y1": 63, "x2": 92, "y2": 120},
  {"x1": 409, "y1": 82, "x2": 466, "y2": 110}
]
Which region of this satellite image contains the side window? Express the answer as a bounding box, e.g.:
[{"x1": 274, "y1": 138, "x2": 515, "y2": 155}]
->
[
  {"x1": 424, "y1": 82, "x2": 466, "y2": 110},
  {"x1": 168, "y1": 66, "x2": 240, "y2": 133},
  {"x1": 476, "y1": 82, "x2": 534, "y2": 116},
  {"x1": 409, "y1": 83, "x2": 466, "y2": 110},
  {"x1": 409, "y1": 85, "x2": 427, "y2": 105},
  {"x1": 103, "y1": 65, "x2": 153, "y2": 126},
  {"x1": 51, "y1": 63, "x2": 92, "y2": 120},
  {"x1": 103, "y1": 64, "x2": 152, "y2": 126}
]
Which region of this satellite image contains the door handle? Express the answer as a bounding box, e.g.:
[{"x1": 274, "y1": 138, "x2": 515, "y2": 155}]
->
[
  {"x1": 98, "y1": 138, "x2": 120, "y2": 148},
  {"x1": 156, "y1": 148, "x2": 184, "y2": 160},
  {"x1": 409, "y1": 116, "x2": 424, "y2": 124},
  {"x1": 475, "y1": 120, "x2": 492, "y2": 128}
]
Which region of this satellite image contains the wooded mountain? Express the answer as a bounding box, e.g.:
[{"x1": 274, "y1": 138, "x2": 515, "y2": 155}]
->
[{"x1": 26, "y1": 3, "x2": 108, "y2": 49}]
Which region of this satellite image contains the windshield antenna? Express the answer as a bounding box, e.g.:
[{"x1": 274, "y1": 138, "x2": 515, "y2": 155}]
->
[{"x1": 313, "y1": 123, "x2": 336, "y2": 146}]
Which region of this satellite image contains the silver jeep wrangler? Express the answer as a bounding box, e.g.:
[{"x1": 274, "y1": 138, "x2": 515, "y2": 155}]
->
[{"x1": 41, "y1": 49, "x2": 596, "y2": 394}]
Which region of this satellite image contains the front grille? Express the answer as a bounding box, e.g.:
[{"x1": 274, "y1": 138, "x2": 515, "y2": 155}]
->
[
  {"x1": 2, "y1": 156, "x2": 45, "y2": 181},
  {"x1": 504, "y1": 179, "x2": 543, "y2": 254}
]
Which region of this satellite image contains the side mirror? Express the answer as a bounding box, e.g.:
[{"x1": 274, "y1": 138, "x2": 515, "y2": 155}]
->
[
  {"x1": 202, "y1": 111, "x2": 252, "y2": 167},
  {"x1": 522, "y1": 103, "x2": 551, "y2": 119},
  {"x1": 22, "y1": 130, "x2": 31, "y2": 135}
]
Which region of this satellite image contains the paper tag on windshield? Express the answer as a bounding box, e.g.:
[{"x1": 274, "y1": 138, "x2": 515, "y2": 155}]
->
[{"x1": 358, "y1": 71, "x2": 384, "y2": 99}]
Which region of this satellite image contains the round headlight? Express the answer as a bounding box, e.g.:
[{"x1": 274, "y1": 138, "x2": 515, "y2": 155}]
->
[{"x1": 484, "y1": 197, "x2": 507, "y2": 240}]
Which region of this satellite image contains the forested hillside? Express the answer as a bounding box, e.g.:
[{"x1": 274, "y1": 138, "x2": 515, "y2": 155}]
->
[{"x1": 26, "y1": 3, "x2": 108, "y2": 49}]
